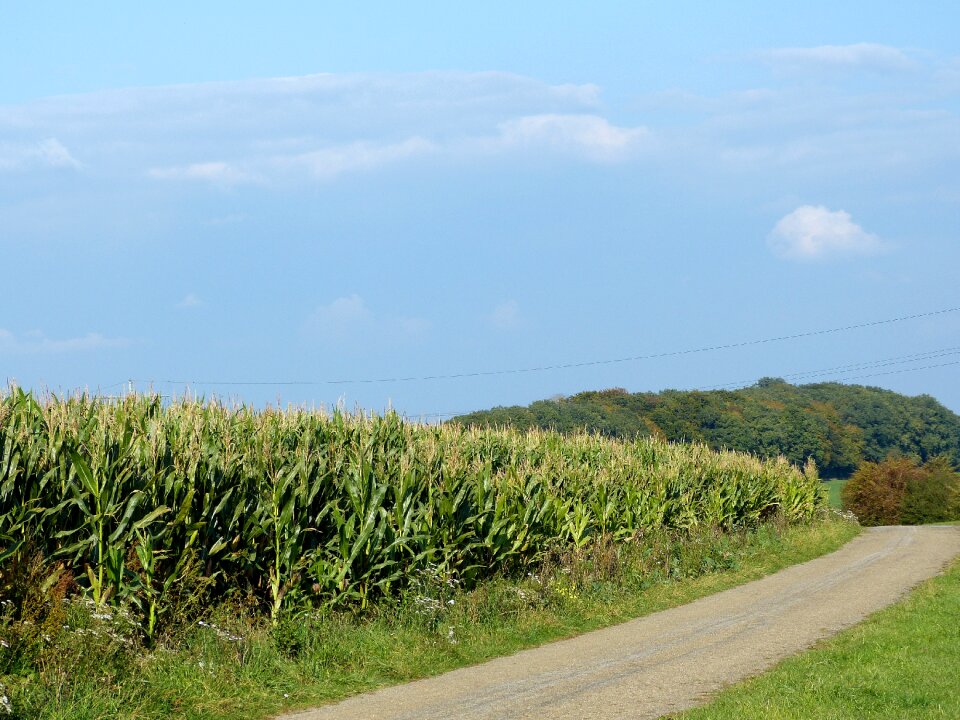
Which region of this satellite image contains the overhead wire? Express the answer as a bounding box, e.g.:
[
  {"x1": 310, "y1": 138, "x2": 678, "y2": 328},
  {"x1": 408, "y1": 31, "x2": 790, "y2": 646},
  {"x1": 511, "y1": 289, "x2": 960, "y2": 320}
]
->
[
  {"x1": 404, "y1": 346, "x2": 960, "y2": 421},
  {"x1": 136, "y1": 304, "x2": 960, "y2": 388},
  {"x1": 706, "y1": 346, "x2": 960, "y2": 391}
]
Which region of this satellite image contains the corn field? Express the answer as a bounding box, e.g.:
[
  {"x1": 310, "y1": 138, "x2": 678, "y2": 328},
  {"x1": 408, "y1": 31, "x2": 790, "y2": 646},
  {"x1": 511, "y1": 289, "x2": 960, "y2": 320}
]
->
[{"x1": 0, "y1": 387, "x2": 822, "y2": 634}]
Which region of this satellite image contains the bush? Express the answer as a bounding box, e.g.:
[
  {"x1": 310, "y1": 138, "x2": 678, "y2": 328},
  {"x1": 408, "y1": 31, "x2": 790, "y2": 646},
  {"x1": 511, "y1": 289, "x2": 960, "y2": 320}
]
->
[
  {"x1": 841, "y1": 457, "x2": 919, "y2": 525},
  {"x1": 842, "y1": 456, "x2": 960, "y2": 526},
  {"x1": 901, "y1": 457, "x2": 960, "y2": 525}
]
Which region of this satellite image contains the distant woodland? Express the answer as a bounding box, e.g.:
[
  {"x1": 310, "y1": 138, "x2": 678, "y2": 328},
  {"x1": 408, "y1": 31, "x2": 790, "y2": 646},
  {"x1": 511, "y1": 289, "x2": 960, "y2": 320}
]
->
[{"x1": 451, "y1": 380, "x2": 960, "y2": 478}]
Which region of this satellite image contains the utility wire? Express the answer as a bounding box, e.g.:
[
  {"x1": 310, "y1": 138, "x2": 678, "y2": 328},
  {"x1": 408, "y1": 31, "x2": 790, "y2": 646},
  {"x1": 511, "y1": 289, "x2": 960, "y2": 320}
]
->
[
  {"x1": 100, "y1": 351, "x2": 958, "y2": 420},
  {"x1": 147, "y1": 305, "x2": 960, "y2": 388},
  {"x1": 822, "y1": 359, "x2": 960, "y2": 384},
  {"x1": 707, "y1": 346, "x2": 960, "y2": 391},
  {"x1": 407, "y1": 348, "x2": 960, "y2": 421}
]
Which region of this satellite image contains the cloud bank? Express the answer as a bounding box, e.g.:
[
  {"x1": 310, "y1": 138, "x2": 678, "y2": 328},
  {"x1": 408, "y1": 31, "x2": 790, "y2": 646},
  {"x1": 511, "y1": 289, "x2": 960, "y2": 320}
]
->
[{"x1": 0, "y1": 72, "x2": 643, "y2": 189}]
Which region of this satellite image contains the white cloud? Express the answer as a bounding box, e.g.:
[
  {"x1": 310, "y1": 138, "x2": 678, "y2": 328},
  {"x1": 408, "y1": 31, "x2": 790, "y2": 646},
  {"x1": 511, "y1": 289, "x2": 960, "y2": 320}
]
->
[
  {"x1": 761, "y1": 43, "x2": 916, "y2": 73},
  {"x1": 176, "y1": 293, "x2": 203, "y2": 309},
  {"x1": 768, "y1": 205, "x2": 885, "y2": 261},
  {"x1": 149, "y1": 161, "x2": 253, "y2": 186},
  {"x1": 0, "y1": 137, "x2": 80, "y2": 171},
  {"x1": 0, "y1": 73, "x2": 636, "y2": 188},
  {"x1": 282, "y1": 137, "x2": 435, "y2": 180},
  {"x1": 0, "y1": 329, "x2": 128, "y2": 354},
  {"x1": 304, "y1": 294, "x2": 428, "y2": 342},
  {"x1": 35, "y1": 138, "x2": 81, "y2": 168},
  {"x1": 306, "y1": 294, "x2": 371, "y2": 334},
  {"x1": 496, "y1": 114, "x2": 649, "y2": 161},
  {"x1": 153, "y1": 115, "x2": 644, "y2": 184},
  {"x1": 2, "y1": 67, "x2": 956, "y2": 222},
  {"x1": 640, "y1": 77, "x2": 960, "y2": 182},
  {"x1": 488, "y1": 300, "x2": 521, "y2": 330}
]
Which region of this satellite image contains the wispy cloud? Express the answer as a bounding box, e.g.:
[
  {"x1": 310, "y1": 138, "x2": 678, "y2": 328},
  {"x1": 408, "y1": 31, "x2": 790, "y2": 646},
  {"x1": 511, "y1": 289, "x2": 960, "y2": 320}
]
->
[
  {"x1": 759, "y1": 43, "x2": 917, "y2": 73},
  {"x1": 35, "y1": 138, "x2": 82, "y2": 168},
  {"x1": 304, "y1": 294, "x2": 429, "y2": 342},
  {"x1": 0, "y1": 137, "x2": 80, "y2": 171},
  {"x1": 0, "y1": 72, "x2": 631, "y2": 188},
  {"x1": 495, "y1": 114, "x2": 649, "y2": 161},
  {"x1": 176, "y1": 293, "x2": 203, "y2": 309},
  {"x1": 488, "y1": 300, "x2": 522, "y2": 330},
  {"x1": 149, "y1": 161, "x2": 254, "y2": 186},
  {"x1": 280, "y1": 137, "x2": 436, "y2": 180},
  {"x1": 768, "y1": 205, "x2": 885, "y2": 261},
  {"x1": 0, "y1": 329, "x2": 128, "y2": 354},
  {"x1": 636, "y1": 74, "x2": 960, "y2": 182},
  {"x1": 151, "y1": 114, "x2": 646, "y2": 185},
  {"x1": 2, "y1": 66, "x2": 957, "y2": 236},
  {"x1": 305, "y1": 294, "x2": 371, "y2": 335}
]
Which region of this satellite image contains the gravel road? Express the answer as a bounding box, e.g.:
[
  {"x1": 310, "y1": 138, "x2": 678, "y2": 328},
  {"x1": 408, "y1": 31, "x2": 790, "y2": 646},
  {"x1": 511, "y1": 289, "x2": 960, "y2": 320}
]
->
[{"x1": 280, "y1": 525, "x2": 960, "y2": 720}]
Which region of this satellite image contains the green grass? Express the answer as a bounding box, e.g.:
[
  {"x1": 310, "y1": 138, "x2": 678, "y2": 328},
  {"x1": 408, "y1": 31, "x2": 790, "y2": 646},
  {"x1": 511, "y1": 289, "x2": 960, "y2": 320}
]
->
[
  {"x1": 822, "y1": 478, "x2": 848, "y2": 509},
  {"x1": 674, "y1": 554, "x2": 960, "y2": 720},
  {"x1": 3, "y1": 517, "x2": 859, "y2": 719}
]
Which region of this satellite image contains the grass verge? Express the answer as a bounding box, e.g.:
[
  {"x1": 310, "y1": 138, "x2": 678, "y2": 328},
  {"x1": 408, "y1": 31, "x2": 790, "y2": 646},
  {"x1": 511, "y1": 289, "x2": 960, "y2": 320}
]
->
[
  {"x1": 1, "y1": 516, "x2": 859, "y2": 720},
  {"x1": 822, "y1": 478, "x2": 848, "y2": 510},
  {"x1": 673, "y1": 553, "x2": 960, "y2": 719}
]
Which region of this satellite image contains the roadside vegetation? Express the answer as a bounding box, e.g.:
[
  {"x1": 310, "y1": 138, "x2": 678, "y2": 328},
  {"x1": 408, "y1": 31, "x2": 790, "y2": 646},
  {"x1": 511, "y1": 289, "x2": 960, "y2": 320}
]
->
[
  {"x1": 0, "y1": 386, "x2": 844, "y2": 718},
  {"x1": 0, "y1": 515, "x2": 857, "y2": 719},
  {"x1": 454, "y1": 380, "x2": 960, "y2": 478},
  {"x1": 674, "y1": 555, "x2": 960, "y2": 720},
  {"x1": 841, "y1": 456, "x2": 960, "y2": 526}
]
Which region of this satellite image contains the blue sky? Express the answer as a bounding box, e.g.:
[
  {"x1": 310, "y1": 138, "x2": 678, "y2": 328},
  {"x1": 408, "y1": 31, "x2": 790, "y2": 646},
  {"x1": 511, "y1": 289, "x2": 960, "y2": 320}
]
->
[{"x1": 2, "y1": 2, "x2": 959, "y2": 415}]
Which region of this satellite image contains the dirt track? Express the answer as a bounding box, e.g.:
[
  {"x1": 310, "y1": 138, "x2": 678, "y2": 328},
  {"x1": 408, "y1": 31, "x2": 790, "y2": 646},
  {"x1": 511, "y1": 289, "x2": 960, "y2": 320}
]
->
[{"x1": 280, "y1": 526, "x2": 960, "y2": 720}]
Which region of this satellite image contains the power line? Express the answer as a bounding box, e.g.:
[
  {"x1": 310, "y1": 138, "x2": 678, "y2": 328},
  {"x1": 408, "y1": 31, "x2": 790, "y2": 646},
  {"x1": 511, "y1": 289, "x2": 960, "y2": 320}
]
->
[
  {"x1": 97, "y1": 350, "x2": 957, "y2": 420},
  {"x1": 824, "y1": 359, "x2": 960, "y2": 384},
  {"x1": 707, "y1": 346, "x2": 960, "y2": 391},
  {"x1": 146, "y1": 304, "x2": 960, "y2": 388},
  {"x1": 409, "y1": 347, "x2": 960, "y2": 421}
]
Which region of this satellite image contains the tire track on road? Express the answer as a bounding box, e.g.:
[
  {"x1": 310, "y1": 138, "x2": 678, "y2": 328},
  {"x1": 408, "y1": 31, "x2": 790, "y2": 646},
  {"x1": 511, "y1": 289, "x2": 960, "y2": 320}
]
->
[{"x1": 279, "y1": 526, "x2": 960, "y2": 720}]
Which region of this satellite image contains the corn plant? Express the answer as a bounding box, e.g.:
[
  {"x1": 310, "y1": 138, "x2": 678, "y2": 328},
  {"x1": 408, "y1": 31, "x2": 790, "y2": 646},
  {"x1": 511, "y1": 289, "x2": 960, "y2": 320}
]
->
[{"x1": 0, "y1": 386, "x2": 823, "y2": 636}]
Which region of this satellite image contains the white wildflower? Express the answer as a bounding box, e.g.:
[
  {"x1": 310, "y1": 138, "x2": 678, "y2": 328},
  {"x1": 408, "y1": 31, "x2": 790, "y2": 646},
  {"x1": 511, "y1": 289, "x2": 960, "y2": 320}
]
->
[{"x1": 197, "y1": 620, "x2": 243, "y2": 642}]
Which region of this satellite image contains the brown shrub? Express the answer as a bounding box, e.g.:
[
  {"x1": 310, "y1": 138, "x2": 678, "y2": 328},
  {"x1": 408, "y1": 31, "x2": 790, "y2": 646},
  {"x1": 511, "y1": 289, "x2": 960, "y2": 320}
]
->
[
  {"x1": 841, "y1": 457, "x2": 924, "y2": 526},
  {"x1": 843, "y1": 456, "x2": 960, "y2": 526}
]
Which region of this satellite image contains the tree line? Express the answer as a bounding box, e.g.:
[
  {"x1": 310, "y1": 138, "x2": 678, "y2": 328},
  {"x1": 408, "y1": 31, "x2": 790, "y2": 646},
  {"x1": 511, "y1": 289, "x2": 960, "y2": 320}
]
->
[{"x1": 451, "y1": 379, "x2": 960, "y2": 478}]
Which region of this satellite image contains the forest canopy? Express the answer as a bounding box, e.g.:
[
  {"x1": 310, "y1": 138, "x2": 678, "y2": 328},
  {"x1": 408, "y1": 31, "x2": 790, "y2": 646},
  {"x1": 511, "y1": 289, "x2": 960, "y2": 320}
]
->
[{"x1": 451, "y1": 380, "x2": 960, "y2": 478}]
